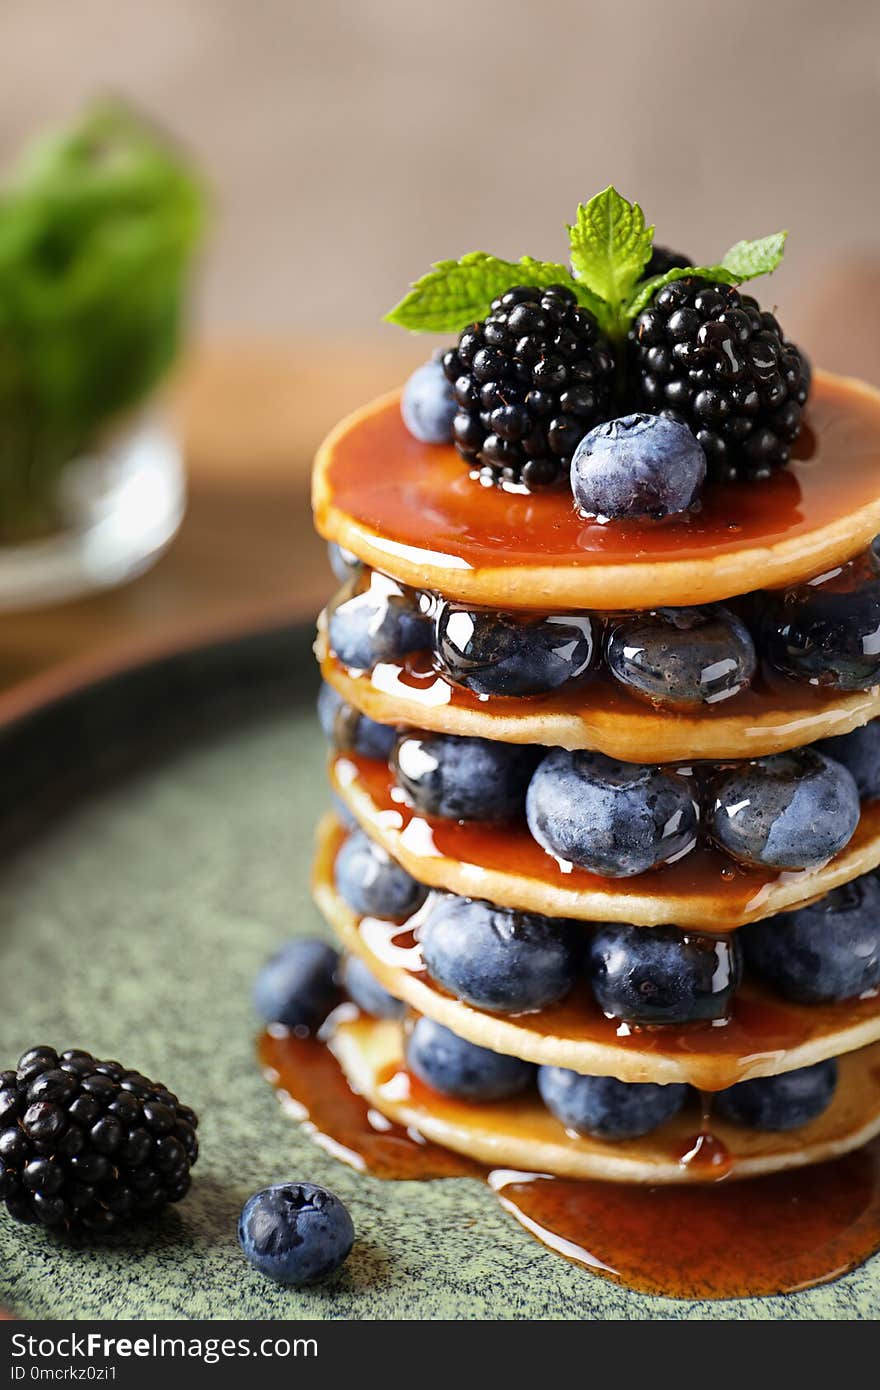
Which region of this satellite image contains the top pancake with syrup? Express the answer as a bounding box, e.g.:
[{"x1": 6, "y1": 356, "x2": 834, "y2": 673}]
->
[{"x1": 313, "y1": 370, "x2": 880, "y2": 611}]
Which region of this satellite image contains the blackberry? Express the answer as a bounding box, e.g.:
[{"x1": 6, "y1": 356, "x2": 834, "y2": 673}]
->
[
  {"x1": 644, "y1": 245, "x2": 692, "y2": 279},
  {"x1": 441, "y1": 285, "x2": 616, "y2": 488},
  {"x1": 628, "y1": 278, "x2": 810, "y2": 481},
  {"x1": 0, "y1": 1047, "x2": 198, "y2": 1234}
]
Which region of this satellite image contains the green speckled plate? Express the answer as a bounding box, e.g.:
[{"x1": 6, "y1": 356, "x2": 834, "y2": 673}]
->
[{"x1": 0, "y1": 625, "x2": 877, "y2": 1320}]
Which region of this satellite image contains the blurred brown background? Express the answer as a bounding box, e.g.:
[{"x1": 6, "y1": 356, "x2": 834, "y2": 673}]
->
[
  {"x1": 4, "y1": 0, "x2": 880, "y2": 366},
  {"x1": 2, "y1": 0, "x2": 880, "y2": 692}
]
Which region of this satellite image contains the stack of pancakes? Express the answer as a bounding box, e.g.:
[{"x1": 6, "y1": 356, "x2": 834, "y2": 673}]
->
[{"x1": 309, "y1": 371, "x2": 880, "y2": 1185}]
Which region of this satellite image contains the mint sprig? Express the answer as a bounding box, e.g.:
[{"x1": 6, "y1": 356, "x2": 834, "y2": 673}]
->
[{"x1": 385, "y1": 187, "x2": 787, "y2": 345}]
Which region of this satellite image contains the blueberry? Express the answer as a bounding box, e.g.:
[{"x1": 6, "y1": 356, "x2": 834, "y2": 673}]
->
[
  {"x1": 401, "y1": 358, "x2": 457, "y2": 444},
  {"x1": 713, "y1": 1060, "x2": 838, "y2": 1131},
  {"x1": 816, "y1": 719, "x2": 880, "y2": 800},
  {"x1": 405, "y1": 1017, "x2": 534, "y2": 1100},
  {"x1": 758, "y1": 547, "x2": 880, "y2": 690},
  {"x1": 706, "y1": 749, "x2": 860, "y2": 870},
  {"x1": 587, "y1": 923, "x2": 742, "y2": 1025},
  {"x1": 605, "y1": 605, "x2": 757, "y2": 708},
  {"x1": 253, "y1": 938, "x2": 340, "y2": 1032},
  {"x1": 538, "y1": 1066, "x2": 688, "y2": 1139},
  {"x1": 418, "y1": 896, "x2": 579, "y2": 1013},
  {"x1": 570, "y1": 413, "x2": 706, "y2": 520},
  {"x1": 526, "y1": 748, "x2": 699, "y2": 878},
  {"x1": 392, "y1": 732, "x2": 539, "y2": 822},
  {"x1": 334, "y1": 829, "x2": 427, "y2": 920},
  {"x1": 328, "y1": 574, "x2": 431, "y2": 672},
  {"x1": 743, "y1": 871, "x2": 880, "y2": 1002},
  {"x1": 340, "y1": 954, "x2": 405, "y2": 1019},
  {"x1": 238, "y1": 1183, "x2": 354, "y2": 1285},
  {"x1": 327, "y1": 543, "x2": 363, "y2": 585},
  {"x1": 435, "y1": 602, "x2": 595, "y2": 697},
  {"x1": 317, "y1": 682, "x2": 397, "y2": 762}
]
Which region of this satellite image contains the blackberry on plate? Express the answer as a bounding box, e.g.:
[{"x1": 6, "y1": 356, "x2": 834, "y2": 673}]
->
[
  {"x1": 441, "y1": 285, "x2": 616, "y2": 489},
  {"x1": 628, "y1": 278, "x2": 810, "y2": 480},
  {"x1": 0, "y1": 1047, "x2": 198, "y2": 1233}
]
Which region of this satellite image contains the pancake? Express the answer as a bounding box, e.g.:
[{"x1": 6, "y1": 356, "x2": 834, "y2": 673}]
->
[
  {"x1": 329, "y1": 1013, "x2": 880, "y2": 1184},
  {"x1": 312, "y1": 371, "x2": 880, "y2": 612},
  {"x1": 330, "y1": 752, "x2": 880, "y2": 930},
  {"x1": 317, "y1": 625, "x2": 880, "y2": 763},
  {"x1": 315, "y1": 813, "x2": 880, "y2": 1090}
]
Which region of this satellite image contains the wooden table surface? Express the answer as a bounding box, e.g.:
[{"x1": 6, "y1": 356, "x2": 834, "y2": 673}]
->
[{"x1": 0, "y1": 341, "x2": 423, "y2": 707}]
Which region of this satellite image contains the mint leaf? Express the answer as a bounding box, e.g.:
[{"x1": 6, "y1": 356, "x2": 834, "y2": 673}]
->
[
  {"x1": 568, "y1": 187, "x2": 654, "y2": 309},
  {"x1": 626, "y1": 265, "x2": 738, "y2": 320},
  {"x1": 720, "y1": 232, "x2": 787, "y2": 280},
  {"x1": 625, "y1": 233, "x2": 788, "y2": 321},
  {"x1": 385, "y1": 253, "x2": 588, "y2": 333}
]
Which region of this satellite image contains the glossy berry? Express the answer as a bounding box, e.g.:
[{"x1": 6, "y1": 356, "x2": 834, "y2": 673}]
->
[
  {"x1": 743, "y1": 872, "x2": 880, "y2": 1003},
  {"x1": 401, "y1": 357, "x2": 457, "y2": 444},
  {"x1": 392, "y1": 732, "x2": 539, "y2": 822},
  {"x1": 0, "y1": 1047, "x2": 198, "y2": 1232},
  {"x1": 526, "y1": 748, "x2": 699, "y2": 878},
  {"x1": 405, "y1": 1017, "x2": 534, "y2": 1101},
  {"x1": 605, "y1": 605, "x2": 756, "y2": 708},
  {"x1": 441, "y1": 284, "x2": 616, "y2": 489},
  {"x1": 340, "y1": 953, "x2": 405, "y2": 1020},
  {"x1": 713, "y1": 1060, "x2": 837, "y2": 1131},
  {"x1": 418, "y1": 895, "x2": 579, "y2": 1013},
  {"x1": 816, "y1": 719, "x2": 880, "y2": 800},
  {"x1": 645, "y1": 245, "x2": 693, "y2": 279},
  {"x1": 538, "y1": 1066, "x2": 687, "y2": 1140},
  {"x1": 571, "y1": 414, "x2": 706, "y2": 520},
  {"x1": 318, "y1": 682, "x2": 397, "y2": 763},
  {"x1": 253, "y1": 938, "x2": 340, "y2": 1033},
  {"x1": 328, "y1": 573, "x2": 431, "y2": 672},
  {"x1": 334, "y1": 829, "x2": 427, "y2": 920},
  {"x1": 327, "y1": 543, "x2": 362, "y2": 585},
  {"x1": 758, "y1": 547, "x2": 880, "y2": 691},
  {"x1": 238, "y1": 1183, "x2": 354, "y2": 1286},
  {"x1": 435, "y1": 601, "x2": 594, "y2": 697},
  {"x1": 587, "y1": 923, "x2": 742, "y2": 1025},
  {"x1": 629, "y1": 278, "x2": 810, "y2": 480},
  {"x1": 706, "y1": 749, "x2": 860, "y2": 870}
]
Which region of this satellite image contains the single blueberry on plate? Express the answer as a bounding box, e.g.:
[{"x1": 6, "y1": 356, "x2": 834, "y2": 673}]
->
[
  {"x1": 328, "y1": 574, "x2": 431, "y2": 672},
  {"x1": 816, "y1": 719, "x2": 880, "y2": 800},
  {"x1": 435, "y1": 602, "x2": 595, "y2": 697},
  {"x1": 239, "y1": 1183, "x2": 354, "y2": 1285},
  {"x1": 392, "y1": 732, "x2": 539, "y2": 822},
  {"x1": 405, "y1": 1017, "x2": 534, "y2": 1101},
  {"x1": 334, "y1": 830, "x2": 427, "y2": 921},
  {"x1": 401, "y1": 358, "x2": 457, "y2": 444},
  {"x1": 605, "y1": 605, "x2": 757, "y2": 708},
  {"x1": 526, "y1": 747, "x2": 699, "y2": 878},
  {"x1": 327, "y1": 543, "x2": 363, "y2": 585},
  {"x1": 317, "y1": 682, "x2": 397, "y2": 762},
  {"x1": 758, "y1": 548, "x2": 880, "y2": 690},
  {"x1": 706, "y1": 748, "x2": 860, "y2": 870},
  {"x1": 253, "y1": 938, "x2": 340, "y2": 1033},
  {"x1": 340, "y1": 954, "x2": 405, "y2": 1019},
  {"x1": 418, "y1": 895, "x2": 579, "y2": 1013},
  {"x1": 743, "y1": 871, "x2": 880, "y2": 1002},
  {"x1": 587, "y1": 922, "x2": 742, "y2": 1025},
  {"x1": 713, "y1": 1060, "x2": 838, "y2": 1131},
  {"x1": 538, "y1": 1066, "x2": 688, "y2": 1139},
  {"x1": 570, "y1": 413, "x2": 706, "y2": 520}
]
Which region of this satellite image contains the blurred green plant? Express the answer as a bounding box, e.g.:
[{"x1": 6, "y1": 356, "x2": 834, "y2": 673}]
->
[{"x1": 0, "y1": 100, "x2": 205, "y2": 540}]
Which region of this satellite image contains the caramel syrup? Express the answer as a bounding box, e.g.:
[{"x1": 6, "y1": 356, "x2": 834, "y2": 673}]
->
[
  {"x1": 316, "y1": 376, "x2": 880, "y2": 576},
  {"x1": 333, "y1": 751, "x2": 880, "y2": 929},
  {"x1": 259, "y1": 1026, "x2": 880, "y2": 1300}
]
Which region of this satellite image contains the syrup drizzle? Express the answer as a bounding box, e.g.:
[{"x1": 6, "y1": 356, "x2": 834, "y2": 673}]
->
[{"x1": 259, "y1": 1027, "x2": 880, "y2": 1301}]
